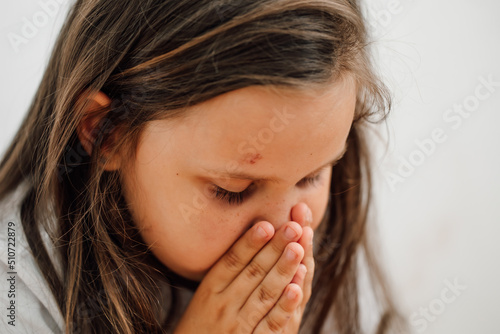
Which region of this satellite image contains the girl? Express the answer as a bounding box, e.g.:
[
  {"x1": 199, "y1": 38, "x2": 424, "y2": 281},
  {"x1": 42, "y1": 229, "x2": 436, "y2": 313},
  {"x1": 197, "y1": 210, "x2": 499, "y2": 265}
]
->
[{"x1": 0, "y1": 0, "x2": 407, "y2": 333}]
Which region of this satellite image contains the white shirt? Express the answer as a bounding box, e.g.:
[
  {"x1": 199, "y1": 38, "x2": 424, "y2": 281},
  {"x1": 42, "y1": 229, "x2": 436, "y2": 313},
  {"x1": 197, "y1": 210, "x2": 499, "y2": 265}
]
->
[{"x1": 0, "y1": 183, "x2": 64, "y2": 333}]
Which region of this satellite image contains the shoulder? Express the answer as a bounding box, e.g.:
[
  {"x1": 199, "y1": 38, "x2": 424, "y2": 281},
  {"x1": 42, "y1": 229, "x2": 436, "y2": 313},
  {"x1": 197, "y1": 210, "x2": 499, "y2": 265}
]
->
[
  {"x1": 0, "y1": 182, "x2": 64, "y2": 333},
  {"x1": 319, "y1": 249, "x2": 385, "y2": 334}
]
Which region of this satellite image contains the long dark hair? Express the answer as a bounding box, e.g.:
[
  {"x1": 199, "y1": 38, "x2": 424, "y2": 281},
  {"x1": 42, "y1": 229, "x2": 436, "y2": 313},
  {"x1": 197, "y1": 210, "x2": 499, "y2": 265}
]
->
[{"x1": 0, "y1": 0, "x2": 406, "y2": 332}]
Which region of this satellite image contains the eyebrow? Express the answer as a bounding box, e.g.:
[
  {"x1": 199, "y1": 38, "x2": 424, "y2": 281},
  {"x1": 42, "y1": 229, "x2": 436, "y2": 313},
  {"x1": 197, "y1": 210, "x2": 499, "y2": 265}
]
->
[{"x1": 207, "y1": 143, "x2": 349, "y2": 183}]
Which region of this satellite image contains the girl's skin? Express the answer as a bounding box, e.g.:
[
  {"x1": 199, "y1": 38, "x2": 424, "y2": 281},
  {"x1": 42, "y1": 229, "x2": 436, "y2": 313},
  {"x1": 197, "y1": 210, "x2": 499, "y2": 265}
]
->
[{"x1": 78, "y1": 76, "x2": 356, "y2": 332}]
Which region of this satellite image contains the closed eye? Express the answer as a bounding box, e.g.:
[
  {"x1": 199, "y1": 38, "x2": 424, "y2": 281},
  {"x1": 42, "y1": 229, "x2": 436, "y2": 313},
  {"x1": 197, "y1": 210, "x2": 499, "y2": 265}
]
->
[
  {"x1": 210, "y1": 185, "x2": 250, "y2": 205},
  {"x1": 296, "y1": 172, "x2": 323, "y2": 188},
  {"x1": 210, "y1": 168, "x2": 328, "y2": 205}
]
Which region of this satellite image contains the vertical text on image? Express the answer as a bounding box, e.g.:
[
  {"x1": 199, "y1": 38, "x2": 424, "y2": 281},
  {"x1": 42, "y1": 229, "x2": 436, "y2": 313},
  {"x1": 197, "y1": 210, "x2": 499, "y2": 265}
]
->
[{"x1": 5, "y1": 221, "x2": 17, "y2": 326}]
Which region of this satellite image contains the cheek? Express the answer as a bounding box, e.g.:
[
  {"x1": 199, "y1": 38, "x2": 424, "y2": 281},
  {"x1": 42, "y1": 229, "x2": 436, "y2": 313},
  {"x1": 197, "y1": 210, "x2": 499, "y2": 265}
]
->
[
  {"x1": 160, "y1": 209, "x2": 249, "y2": 279},
  {"x1": 309, "y1": 173, "x2": 332, "y2": 231},
  {"x1": 122, "y1": 163, "x2": 248, "y2": 278},
  {"x1": 190, "y1": 211, "x2": 247, "y2": 250}
]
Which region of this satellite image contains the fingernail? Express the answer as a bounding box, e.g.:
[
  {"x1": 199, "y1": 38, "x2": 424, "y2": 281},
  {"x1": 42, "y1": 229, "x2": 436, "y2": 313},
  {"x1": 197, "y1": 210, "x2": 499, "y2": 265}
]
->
[
  {"x1": 256, "y1": 226, "x2": 268, "y2": 239},
  {"x1": 305, "y1": 207, "x2": 313, "y2": 225},
  {"x1": 299, "y1": 264, "x2": 307, "y2": 276},
  {"x1": 286, "y1": 248, "x2": 297, "y2": 261},
  {"x1": 287, "y1": 288, "x2": 297, "y2": 300},
  {"x1": 284, "y1": 226, "x2": 297, "y2": 239}
]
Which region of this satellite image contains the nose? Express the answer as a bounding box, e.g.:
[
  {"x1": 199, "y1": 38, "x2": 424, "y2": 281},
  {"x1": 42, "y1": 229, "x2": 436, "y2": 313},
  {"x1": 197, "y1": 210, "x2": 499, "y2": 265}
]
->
[{"x1": 248, "y1": 200, "x2": 311, "y2": 231}]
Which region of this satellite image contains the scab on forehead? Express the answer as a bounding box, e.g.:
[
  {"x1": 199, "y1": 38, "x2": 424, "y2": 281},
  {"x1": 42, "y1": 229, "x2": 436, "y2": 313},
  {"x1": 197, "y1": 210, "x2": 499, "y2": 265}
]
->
[{"x1": 241, "y1": 153, "x2": 263, "y2": 165}]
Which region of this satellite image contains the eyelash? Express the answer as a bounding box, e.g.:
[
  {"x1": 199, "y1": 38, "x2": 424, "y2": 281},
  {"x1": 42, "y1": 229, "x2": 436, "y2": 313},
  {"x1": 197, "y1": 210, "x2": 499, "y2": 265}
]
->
[
  {"x1": 211, "y1": 186, "x2": 248, "y2": 205},
  {"x1": 211, "y1": 172, "x2": 324, "y2": 205}
]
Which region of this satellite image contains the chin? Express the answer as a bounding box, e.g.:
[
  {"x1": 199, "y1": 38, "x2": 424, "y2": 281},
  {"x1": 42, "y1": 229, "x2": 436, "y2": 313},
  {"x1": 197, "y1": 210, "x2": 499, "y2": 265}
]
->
[{"x1": 173, "y1": 264, "x2": 210, "y2": 282}]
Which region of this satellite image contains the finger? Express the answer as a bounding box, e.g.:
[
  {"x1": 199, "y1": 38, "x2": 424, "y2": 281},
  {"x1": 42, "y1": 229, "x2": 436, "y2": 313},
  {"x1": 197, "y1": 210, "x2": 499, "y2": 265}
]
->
[
  {"x1": 239, "y1": 242, "x2": 304, "y2": 321},
  {"x1": 298, "y1": 226, "x2": 314, "y2": 266},
  {"x1": 253, "y1": 283, "x2": 303, "y2": 334},
  {"x1": 290, "y1": 263, "x2": 307, "y2": 286},
  {"x1": 203, "y1": 221, "x2": 274, "y2": 293},
  {"x1": 299, "y1": 226, "x2": 314, "y2": 305},
  {"x1": 282, "y1": 231, "x2": 313, "y2": 334},
  {"x1": 290, "y1": 202, "x2": 313, "y2": 227},
  {"x1": 226, "y1": 221, "x2": 303, "y2": 303}
]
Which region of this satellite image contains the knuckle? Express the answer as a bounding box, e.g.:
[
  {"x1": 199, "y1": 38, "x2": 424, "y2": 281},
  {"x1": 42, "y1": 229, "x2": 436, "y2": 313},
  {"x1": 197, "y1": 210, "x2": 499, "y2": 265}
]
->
[
  {"x1": 278, "y1": 296, "x2": 294, "y2": 314},
  {"x1": 266, "y1": 316, "x2": 284, "y2": 333},
  {"x1": 270, "y1": 240, "x2": 285, "y2": 255},
  {"x1": 276, "y1": 261, "x2": 292, "y2": 279},
  {"x1": 246, "y1": 261, "x2": 266, "y2": 279},
  {"x1": 195, "y1": 281, "x2": 216, "y2": 300},
  {"x1": 258, "y1": 286, "x2": 276, "y2": 304},
  {"x1": 216, "y1": 304, "x2": 227, "y2": 322},
  {"x1": 223, "y1": 248, "x2": 242, "y2": 270}
]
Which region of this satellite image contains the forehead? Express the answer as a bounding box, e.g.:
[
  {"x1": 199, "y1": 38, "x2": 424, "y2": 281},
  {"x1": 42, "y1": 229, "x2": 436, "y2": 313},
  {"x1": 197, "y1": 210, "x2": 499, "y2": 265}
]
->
[{"x1": 141, "y1": 78, "x2": 356, "y2": 178}]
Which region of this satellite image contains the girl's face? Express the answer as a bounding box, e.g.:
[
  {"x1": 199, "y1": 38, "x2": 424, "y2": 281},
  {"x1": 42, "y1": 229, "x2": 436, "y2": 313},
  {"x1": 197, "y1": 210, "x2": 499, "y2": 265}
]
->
[{"x1": 120, "y1": 79, "x2": 356, "y2": 281}]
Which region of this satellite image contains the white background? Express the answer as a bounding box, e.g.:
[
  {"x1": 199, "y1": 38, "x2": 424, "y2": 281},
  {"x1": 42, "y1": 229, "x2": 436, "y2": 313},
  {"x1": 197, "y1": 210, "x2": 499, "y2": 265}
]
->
[{"x1": 1, "y1": 1, "x2": 499, "y2": 333}]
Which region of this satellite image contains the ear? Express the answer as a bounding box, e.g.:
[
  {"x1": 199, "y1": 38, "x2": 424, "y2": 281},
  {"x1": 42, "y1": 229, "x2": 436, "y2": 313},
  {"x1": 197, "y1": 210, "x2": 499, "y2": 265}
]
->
[{"x1": 76, "y1": 90, "x2": 121, "y2": 171}]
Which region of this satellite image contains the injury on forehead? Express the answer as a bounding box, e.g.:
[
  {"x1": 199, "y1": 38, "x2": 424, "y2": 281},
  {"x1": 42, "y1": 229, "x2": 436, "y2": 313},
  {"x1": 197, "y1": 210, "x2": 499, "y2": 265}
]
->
[{"x1": 240, "y1": 153, "x2": 263, "y2": 165}]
